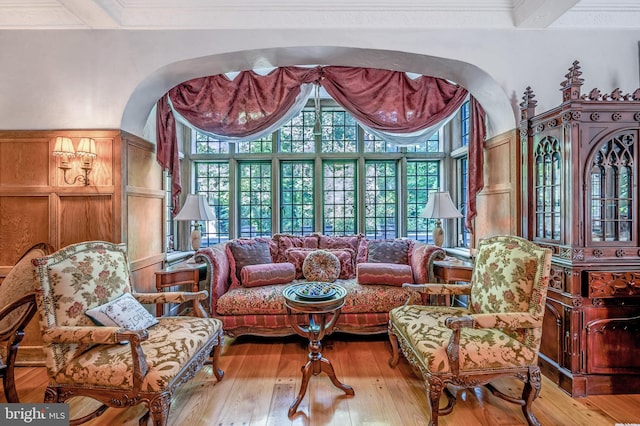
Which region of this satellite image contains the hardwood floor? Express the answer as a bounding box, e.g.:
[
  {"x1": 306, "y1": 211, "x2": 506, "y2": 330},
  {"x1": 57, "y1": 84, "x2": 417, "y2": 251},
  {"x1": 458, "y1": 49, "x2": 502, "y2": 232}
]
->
[{"x1": 5, "y1": 334, "x2": 640, "y2": 425}]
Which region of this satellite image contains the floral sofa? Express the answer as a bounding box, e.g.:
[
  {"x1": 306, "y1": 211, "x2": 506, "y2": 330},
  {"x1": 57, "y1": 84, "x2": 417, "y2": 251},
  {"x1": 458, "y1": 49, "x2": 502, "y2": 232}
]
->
[{"x1": 195, "y1": 233, "x2": 445, "y2": 337}]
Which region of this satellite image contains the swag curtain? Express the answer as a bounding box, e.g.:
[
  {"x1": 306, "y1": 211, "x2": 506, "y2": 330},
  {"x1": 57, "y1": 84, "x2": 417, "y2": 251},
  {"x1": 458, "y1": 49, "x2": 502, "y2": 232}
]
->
[{"x1": 156, "y1": 65, "x2": 485, "y2": 230}]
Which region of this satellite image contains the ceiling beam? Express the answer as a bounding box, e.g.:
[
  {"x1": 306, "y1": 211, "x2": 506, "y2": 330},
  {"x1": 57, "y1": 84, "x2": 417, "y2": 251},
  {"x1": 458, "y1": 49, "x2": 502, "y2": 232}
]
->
[
  {"x1": 58, "y1": 0, "x2": 121, "y2": 29},
  {"x1": 513, "y1": 0, "x2": 580, "y2": 28}
]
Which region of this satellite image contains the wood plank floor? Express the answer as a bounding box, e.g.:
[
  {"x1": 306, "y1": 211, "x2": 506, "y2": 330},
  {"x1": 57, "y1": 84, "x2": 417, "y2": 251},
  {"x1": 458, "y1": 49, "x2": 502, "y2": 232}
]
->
[{"x1": 5, "y1": 334, "x2": 640, "y2": 425}]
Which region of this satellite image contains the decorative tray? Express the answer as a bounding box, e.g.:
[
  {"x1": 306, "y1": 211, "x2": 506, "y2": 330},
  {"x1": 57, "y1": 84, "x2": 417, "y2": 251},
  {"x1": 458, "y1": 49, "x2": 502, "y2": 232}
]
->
[{"x1": 294, "y1": 282, "x2": 336, "y2": 300}]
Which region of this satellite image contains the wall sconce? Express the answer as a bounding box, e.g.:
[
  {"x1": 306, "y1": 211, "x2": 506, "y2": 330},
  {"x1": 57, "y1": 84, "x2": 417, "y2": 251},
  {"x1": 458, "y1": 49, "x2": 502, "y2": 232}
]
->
[{"x1": 52, "y1": 137, "x2": 97, "y2": 186}]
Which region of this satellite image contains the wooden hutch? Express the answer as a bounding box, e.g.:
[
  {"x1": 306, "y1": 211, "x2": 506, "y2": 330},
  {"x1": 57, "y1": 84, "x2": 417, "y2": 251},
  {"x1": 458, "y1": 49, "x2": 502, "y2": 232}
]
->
[{"x1": 519, "y1": 61, "x2": 640, "y2": 396}]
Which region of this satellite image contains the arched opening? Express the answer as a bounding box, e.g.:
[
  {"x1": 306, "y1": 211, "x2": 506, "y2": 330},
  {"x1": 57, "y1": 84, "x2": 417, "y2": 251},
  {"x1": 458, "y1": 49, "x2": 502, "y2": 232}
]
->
[{"x1": 121, "y1": 46, "x2": 515, "y2": 139}]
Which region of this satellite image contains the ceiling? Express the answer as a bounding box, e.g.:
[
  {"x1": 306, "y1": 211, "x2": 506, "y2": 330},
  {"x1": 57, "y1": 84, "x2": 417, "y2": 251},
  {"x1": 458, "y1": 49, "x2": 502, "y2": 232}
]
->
[{"x1": 0, "y1": 0, "x2": 638, "y2": 30}]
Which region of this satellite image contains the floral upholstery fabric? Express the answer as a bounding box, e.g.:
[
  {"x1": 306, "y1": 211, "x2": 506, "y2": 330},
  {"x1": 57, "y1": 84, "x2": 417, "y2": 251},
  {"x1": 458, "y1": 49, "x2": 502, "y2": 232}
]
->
[
  {"x1": 367, "y1": 239, "x2": 414, "y2": 265},
  {"x1": 50, "y1": 317, "x2": 221, "y2": 391},
  {"x1": 240, "y1": 263, "x2": 296, "y2": 288},
  {"x1": 356, "y1": 262, "x2": 414, "y2": 286},
  {"x1": 216, "y1": 278, "x2": 416, "y2": 316},
  {"x1": 390, "y1": 305, "x2": 538, "y2": 373},
  {"x1": 226, "y1": 239, "x2": 273, "y2": 288},
  {"x1": 469, "y1": 235, "x2": 551, "y2": 347},
  {"x1": 33, "y1": 241, "x2": 134, "y2": 375}
]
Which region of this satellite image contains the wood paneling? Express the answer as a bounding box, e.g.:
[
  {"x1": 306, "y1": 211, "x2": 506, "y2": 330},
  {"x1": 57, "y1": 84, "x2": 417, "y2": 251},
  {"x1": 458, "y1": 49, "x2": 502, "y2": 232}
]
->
[
  {"x1": 0, "y1": 137, "x2": 50, "y2": 187},
  {"x1": 127, "y1": 195, "x2": 163, "y2": 262},
  {"x1": 473, "y1": 129, "x2": 519, "y2": 245},
  {"x1": 59, "y1": 195, "x2": 114, "y2": 247},
  {"x1": 0, "y1": 196, "x2": 49, "y2": 266}
]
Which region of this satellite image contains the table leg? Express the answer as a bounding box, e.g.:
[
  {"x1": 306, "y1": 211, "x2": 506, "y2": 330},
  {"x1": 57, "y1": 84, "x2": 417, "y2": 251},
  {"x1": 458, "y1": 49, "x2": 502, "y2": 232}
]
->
[{"x1": 288, "y1": 312, "x2": 354, "y2": 418}]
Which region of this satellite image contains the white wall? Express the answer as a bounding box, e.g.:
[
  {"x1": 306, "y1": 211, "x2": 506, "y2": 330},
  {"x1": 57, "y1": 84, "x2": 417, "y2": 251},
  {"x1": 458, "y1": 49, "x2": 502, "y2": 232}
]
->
[{"x1": 0, "y1": 29, "x2": 638, "y2": 139}]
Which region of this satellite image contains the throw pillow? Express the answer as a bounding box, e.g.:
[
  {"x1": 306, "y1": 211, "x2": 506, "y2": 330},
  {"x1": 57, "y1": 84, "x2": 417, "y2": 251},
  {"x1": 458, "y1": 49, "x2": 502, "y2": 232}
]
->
[
  {"x1": 226, "y1": 239, "x2": 273, "y2": 288},
  {"x1": 85, "y1": 292, "x2": 158, "y2": 330},
  {"x1": 286, "y1": 248, "x2": 355, "y2": 279},
  {"x1": 356, "y1": 263, "x2": 415, "y2": 286},
  {"x1": 367, "y1": 239, "x2": 414, "y2": 265},
  {"x1": 302, "y1": 250, "x2": 341, "y2": 282},
  {"x1": 240, "y1": 263, "x2": 296, "y2": 288}
]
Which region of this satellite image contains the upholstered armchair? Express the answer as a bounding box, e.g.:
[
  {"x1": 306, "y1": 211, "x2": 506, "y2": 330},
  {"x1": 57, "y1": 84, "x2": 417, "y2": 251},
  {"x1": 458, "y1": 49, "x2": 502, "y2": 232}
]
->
[
  {"x1": 0, "y1": 243, "x2": 54, "y2": 402},
  {"x1": 32, "y1": 241, "x2": 224, "y2": 426},
  {"x1": 388, "y1": 235, "x2": 552, "y2": 426}
]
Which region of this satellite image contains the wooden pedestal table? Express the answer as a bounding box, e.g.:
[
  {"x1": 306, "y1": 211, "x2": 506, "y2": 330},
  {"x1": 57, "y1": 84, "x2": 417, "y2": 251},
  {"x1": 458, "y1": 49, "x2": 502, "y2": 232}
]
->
[{"x1": 283, "y1": 283, "x2": 355, "y2": 418}]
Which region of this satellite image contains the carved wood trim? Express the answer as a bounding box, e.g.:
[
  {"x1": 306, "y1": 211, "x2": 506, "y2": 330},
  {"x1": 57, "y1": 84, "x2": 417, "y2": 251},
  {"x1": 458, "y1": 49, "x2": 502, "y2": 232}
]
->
[{"x1": 587, "y1": 271, "x2": 640, "y2": 298}]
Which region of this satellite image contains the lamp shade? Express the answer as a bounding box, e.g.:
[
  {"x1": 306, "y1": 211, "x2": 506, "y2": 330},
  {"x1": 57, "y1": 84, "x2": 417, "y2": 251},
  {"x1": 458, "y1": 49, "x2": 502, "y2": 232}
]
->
[
  {"x1": 420, "y1": 191, "x2": 462, "y2": 219},
  {"x1": 174, "y1": 194, "x2": 216, "y2": 221},
  {"x1": 76, "y1": 138, "x2": 97, "y2": 157},
  {"x1": 53, "y1": 137, "x2": 75, "y2": 156}
]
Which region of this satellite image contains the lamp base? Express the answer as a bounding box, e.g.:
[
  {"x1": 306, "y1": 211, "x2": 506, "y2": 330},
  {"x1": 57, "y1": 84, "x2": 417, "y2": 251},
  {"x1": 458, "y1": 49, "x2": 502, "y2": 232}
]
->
[
  {"x1": 432, "y1": 219, "x2": 444, "y2": 247},
  {"x1": 190, "y1": 227, "x2": 202, "y2": 251}
]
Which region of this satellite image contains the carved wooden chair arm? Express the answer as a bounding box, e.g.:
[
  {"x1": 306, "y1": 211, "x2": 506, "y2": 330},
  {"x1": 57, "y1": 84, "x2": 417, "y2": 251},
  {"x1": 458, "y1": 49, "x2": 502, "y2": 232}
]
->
[
  {"x1": 402, "y1": 283, "x2": 472, "y2": 295},
  {"x1": 134, "y1": 290, "x2": 209, "y2": 318},
  {"x1": 443, "y1": 315, "x2": 476, "y2": 375},
  {"x1": 0, "y1": 292, "x2": 37, "y2": 341}
]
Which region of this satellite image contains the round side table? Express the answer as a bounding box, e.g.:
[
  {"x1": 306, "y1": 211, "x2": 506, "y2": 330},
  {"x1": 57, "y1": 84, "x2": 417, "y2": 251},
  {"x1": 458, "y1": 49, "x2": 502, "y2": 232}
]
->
[{"x1": 283, "y1": 283, "x2": 355, "y2": 417}]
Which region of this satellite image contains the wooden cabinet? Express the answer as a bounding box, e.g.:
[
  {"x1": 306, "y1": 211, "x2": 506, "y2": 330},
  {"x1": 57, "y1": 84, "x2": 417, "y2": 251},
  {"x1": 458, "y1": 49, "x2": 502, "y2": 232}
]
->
[{"x1": 520, "y1": 61, "x2": 640, "y2": 396}]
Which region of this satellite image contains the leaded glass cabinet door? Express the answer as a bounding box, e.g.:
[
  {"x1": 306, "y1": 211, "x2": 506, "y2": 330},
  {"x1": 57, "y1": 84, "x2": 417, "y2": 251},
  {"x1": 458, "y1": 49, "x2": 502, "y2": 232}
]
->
[
  {"x1": 588, "y1": 130, "x2": 637, "y2": 245},
  {"x1": 534, "y1": 136, "x2": 562, "y2": 242}
]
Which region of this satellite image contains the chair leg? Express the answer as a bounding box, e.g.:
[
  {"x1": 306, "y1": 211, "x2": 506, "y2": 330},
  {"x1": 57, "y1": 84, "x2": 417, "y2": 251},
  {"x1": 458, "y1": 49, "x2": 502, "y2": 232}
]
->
[
  {"x1": 148, "y1": 392, "x2": 172, "y2": 426},
  {"x1": 211, "y1": 343, "x2": 224, "y2": 381},
  {"x1": 3, "y1": 332, "x2": 24, "y2": 402},
  {"x1": 521, "y1": 366, "x2": 542, "y2": 426},
  {"x1": 426, "y1": 378, "x2": 444, "y2": 426},
  {"x1": 388, "y1": 322, "x2": 400, "y2": 367}
]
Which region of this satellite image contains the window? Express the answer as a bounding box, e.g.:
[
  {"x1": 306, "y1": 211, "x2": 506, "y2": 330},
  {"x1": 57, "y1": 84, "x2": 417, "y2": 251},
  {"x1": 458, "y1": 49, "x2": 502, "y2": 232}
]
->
[
  {"x1": 164, "y1": 171, "x2": 175, "y2": 251},
  {"x1": 455, "y1": 100, "x2": 471, "y2": 246},
  {"x1": 534, "y1": 136, "x2": 561, "y2": 241},
  {"x1": 460, "y1": 101, "x2": 470, "y2": 147},
  {"x1": 184, "y1": 100, "x2": 465, "y2": 248}
]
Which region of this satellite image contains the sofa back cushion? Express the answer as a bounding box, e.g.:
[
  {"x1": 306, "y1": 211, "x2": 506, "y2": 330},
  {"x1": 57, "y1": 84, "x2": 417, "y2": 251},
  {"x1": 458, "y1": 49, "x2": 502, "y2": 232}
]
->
[
  {"x1": 226, "y1": 239, "x2": 273, "y2": 288},
  {"x1": 240, "y1": 263, "x2": 296, "y2": 288},
  {"x1": 302, "y1": 250, "x2": 341, "y2": 282},
  {"x1": 356, "y1": 263, "x2": 414, "y2": 286},
  {"x1": 367, "y1": 239, "x2": 414, "y2": 265},
  {"x1": 272, "y1": 233, "x2": 319, "y2": 263}
]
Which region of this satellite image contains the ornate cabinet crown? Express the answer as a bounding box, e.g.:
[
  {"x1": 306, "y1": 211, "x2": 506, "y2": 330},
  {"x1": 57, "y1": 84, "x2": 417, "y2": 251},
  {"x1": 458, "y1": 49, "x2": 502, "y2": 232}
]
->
[{"x1": 520, "y1": 61, "x2": 640, "y2": 396}]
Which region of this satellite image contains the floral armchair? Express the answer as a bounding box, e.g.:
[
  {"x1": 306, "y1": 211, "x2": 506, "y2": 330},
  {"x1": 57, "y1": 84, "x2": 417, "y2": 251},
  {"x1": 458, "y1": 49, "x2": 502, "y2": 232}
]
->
[
  {"x1": 32, "y1": 241, "x2": 224, "y2": 426},
  {"x1": 388, "y1": 235, "x2": 552, "y2": 426},
  {"x1": 0, "y1": 243, "x2": 54, "y2": 402}
]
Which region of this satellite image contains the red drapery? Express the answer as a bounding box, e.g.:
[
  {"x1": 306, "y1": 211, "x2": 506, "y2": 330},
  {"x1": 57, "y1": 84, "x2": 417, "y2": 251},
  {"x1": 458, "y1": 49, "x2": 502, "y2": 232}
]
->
[
  {"x1": 466, "y1": 97, "x2": 486, "y2": 234},
  {"x1": 156, "y1": 66, "x2": 485, "y2": 221}
]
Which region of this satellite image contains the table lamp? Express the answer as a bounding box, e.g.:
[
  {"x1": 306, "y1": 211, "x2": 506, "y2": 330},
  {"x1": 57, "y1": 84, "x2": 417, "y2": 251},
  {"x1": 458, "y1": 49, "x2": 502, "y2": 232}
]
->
[
  {"x1": 420, "y1": 191, "x2": 462, "y2": 247},
  {"x1": 173, "y1": 194, "x2": 216, "y2": 252}
]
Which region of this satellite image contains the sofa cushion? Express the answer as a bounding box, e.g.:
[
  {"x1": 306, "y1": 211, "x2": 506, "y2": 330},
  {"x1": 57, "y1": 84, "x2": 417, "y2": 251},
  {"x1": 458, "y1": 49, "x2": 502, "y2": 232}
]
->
[
  {"x1": 367, "y1": 239, "x2": 414, "y2": 264},
  {"x1": 216, "y1": 278, "x2": 414, "y2": 316},
  {"x1": 285, "y1": 248, "x2": 355, "y2": 279},
  {"x1": 240, "y1": 263, "x2": 296, "y2": 288},
  {"x1": 302, "y1": 250, "x2": 341, "y2": 282},
  {"x1": 227, "y1": 239, "x2": 272, "y2": 288},
  {"x1": 357, "y1": 262, "x2": 415, "y2": 286}
]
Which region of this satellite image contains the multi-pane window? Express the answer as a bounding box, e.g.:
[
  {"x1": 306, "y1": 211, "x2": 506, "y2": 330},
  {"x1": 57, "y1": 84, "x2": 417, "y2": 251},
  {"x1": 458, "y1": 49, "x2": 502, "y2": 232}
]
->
[
  {"x1": 183, "y1": 100, "x2": 463, "y2": 249},
  {"x1": 460, "y1": 101, "x2": 470, "y2": 147},
  {"x1": 458, "y1": 158, "x2": 469, "y2": 247},
  {"x1": 281, "y1": 161, "x2": 314, "y2": 235},
  {"x1": 323, "y1": 161, "x2": 357, "y2": 235},
  {"x1": 364, "y1": 161, "x2": 397, "y2": 239},
  {"x1": 280, "y1": 110, "x2": 316, "y2": 153},
  {"x1": 406, "y1": 161, "x2": 440, "y2": 242},
  {"x1": 321, "y1": 110, "x2": 358, "y2": 153},
  {"x1": 195, "y1": 162, "x2": 230, "y2": 244},
  {"x1": 238, "y1": 162, "x2": 272, "y2": 237},
  {"x1": 164, "y1": 171, "x2": 175, "y2": 252}
]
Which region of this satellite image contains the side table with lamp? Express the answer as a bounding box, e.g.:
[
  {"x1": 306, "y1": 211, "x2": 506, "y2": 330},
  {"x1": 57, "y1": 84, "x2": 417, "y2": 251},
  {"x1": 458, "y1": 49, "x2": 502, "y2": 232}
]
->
[{"x1": 173, "y1": 193, "x2": 217, "y2": 262}]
